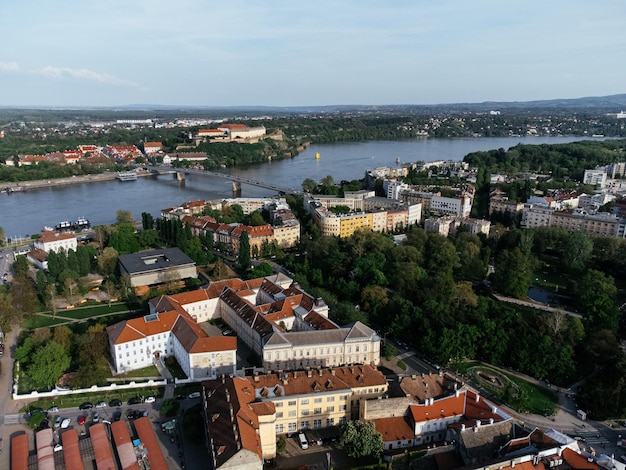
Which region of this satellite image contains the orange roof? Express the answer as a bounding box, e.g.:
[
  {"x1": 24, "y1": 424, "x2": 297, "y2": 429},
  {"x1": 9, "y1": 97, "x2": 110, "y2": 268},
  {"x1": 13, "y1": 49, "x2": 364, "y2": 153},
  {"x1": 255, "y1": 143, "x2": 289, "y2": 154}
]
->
[
  {"x1": 38, "y1": 230, "x2": 76, "y2": 243},
  {"x1": 410, "y1": 392, "x2": 465, "y2": 422},
  {"x1": 107, "y1": 310, "x2": 180, "y2": 344},
  {"x1": 562, "y1": 448, "x2": 599, "y2": 470},
  {"x1": 373, "y1": 416, "x2": 415, "y2": 442},
  {"x1": 134, "y1": 417, "x2": 168, "y2": 470},
  {"x1": 90, "y1": 423, "x2": 116, "y2": 470},
  {"x1": 61, "y1": 429, "x2": 84, "y2": 470},
  {"x1": 111, "y1": 421, "x2": 140, "y2": 470},
  {"x1": 144, "y1": 141, "x2": 162, "y2": 147},
  {"x1": 11, "y1": 433, "x2": 29, "y2": 470},
  {"x1": 220, "y1": 123, "x2": 248, "y2": 130}
]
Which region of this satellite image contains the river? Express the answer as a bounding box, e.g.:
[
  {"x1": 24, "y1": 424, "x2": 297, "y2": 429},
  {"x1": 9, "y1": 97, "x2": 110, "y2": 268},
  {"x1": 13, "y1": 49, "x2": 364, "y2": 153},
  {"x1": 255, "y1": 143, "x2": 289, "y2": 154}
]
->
[{"x1": 0, "y1": 136, "x2": 609, "y2": 238}]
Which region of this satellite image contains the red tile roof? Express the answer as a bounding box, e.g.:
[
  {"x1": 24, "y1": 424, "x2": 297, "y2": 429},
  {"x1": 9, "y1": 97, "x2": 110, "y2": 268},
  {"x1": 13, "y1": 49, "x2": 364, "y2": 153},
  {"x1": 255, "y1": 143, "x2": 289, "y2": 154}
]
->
[{"x1": 373, "y1": 416, "x2": 415, "y2": 442}]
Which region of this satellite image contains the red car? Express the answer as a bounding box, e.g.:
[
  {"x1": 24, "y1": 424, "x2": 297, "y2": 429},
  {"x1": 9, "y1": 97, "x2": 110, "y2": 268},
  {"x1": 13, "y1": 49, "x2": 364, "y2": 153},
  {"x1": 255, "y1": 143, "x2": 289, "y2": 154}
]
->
[{"x1": 78, "y1": 415, "x2": 86, "y2": 425}]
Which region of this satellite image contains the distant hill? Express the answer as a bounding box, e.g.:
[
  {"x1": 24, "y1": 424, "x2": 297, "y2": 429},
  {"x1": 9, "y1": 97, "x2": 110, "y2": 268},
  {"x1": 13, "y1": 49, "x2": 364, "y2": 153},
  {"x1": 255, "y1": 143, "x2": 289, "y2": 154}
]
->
[{"x1": 1, "y1": 94, "x2": 625, "y2": 116}]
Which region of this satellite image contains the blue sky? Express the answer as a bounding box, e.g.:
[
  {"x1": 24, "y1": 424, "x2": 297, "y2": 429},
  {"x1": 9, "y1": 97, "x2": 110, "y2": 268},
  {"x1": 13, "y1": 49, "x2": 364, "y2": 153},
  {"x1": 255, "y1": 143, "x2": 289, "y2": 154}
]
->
[{"x1": 1, "y1": 0, "x2": 624, "y2": 107}]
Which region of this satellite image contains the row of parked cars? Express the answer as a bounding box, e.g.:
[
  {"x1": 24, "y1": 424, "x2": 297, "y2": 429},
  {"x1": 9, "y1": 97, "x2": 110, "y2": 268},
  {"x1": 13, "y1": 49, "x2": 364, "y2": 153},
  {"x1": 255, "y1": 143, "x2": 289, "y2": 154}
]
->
[{"x1": 78, "y1": 396, "x2": 154, "y2": 410}]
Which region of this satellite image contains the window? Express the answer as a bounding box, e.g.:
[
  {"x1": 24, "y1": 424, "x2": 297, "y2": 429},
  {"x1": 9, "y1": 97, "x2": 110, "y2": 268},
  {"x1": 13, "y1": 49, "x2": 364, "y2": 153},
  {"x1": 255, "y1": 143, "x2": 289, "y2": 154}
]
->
[
  {"x1": 275, "y1": 424, "x2": 284, "y2": 433},
  {"x1": 314, "y1": 408, "x2": 322, "y2": 415},
  {"x1": 326, "y1": 406, "x2": 334, "y2": 412},
  {"x1": 301, "y1": 399, "x2": 309, "y2": 405},
  {"x1": 288, "y1": 400, "x2": 296, "y2": 406},
  {"x1": 327, "y1": 396, "x2": 335, "y2": 402},
  {"x1": 301, "y1": 421, "x2": 310, "y2": 429},
  {"x1": 288, "y1": 411, "x2": 296, "y2": 417},
  {"x1": 340, "y1": 396, "x2": 347, "y2": 401},
  {"x1": 276, "y1": 412, "x2": 283, "y2": 418},
  {"x1": 339, "y1": 417, "x2": 347, "y2": 425},
  {"x1": 314, "y1": 419, "x2": 322, "y2": 429},
  {"x1": 301, "y1": 409, "x2": 309, "y2": 416},
  {"x1": 326, "y1": 418, "x2": 334, "y2": 426},
  {"x1": 314, "y1": 398, "x2": 322, "y2": 404},
  {"x1": 288, "y1": 422, "x2": 297, "y2": 431},
  {"x1": 275, "y1": 402, "x2": 283, "y2": 408}
]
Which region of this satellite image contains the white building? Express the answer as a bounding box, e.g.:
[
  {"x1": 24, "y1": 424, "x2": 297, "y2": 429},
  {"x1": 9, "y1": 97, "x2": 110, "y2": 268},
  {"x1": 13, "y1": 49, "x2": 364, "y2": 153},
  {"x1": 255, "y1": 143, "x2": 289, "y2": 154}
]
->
[
  {"x1": 106, "y1": 309, "x2": 237, "y2": 379},
  {"x1": 34, "y1": 230, "x2": 77, "y2": 253},
  {"x1": 431, "y1": 194, "x2": 473, "y2": 218},
  {"x1": 583, "y1": 169, "x2": 607, "y2": 188}
]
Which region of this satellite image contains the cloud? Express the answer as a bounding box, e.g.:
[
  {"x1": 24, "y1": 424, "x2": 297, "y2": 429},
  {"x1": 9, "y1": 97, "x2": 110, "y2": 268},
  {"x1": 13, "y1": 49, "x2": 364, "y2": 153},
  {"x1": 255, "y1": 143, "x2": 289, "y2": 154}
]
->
[
  {"x1": 0, "y1": 61, "x2": 19, "y2": 72},
  {"x1": 41, "y1": 66, "x2": 137, "y2": 87}
]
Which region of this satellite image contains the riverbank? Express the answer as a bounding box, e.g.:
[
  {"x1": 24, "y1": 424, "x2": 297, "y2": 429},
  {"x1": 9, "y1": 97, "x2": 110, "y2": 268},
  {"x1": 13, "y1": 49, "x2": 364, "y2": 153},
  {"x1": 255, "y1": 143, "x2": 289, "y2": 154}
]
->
[{"x1": 0, "y1": 169, "x2": 161, "y2": 193}]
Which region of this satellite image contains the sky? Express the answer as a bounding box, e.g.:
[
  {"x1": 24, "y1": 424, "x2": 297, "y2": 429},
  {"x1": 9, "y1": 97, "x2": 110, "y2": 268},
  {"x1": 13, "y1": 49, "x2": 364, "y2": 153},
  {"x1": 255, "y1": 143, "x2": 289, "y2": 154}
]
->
[{"x1": 1, "y1": 0, "x2": 625, "y2": 108}]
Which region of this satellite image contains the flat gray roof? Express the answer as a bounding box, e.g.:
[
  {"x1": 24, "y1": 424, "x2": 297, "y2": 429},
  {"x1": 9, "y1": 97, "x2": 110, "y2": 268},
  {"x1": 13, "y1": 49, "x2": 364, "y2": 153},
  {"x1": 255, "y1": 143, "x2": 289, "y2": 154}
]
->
[{"x1": 118, "y1": 247, "x2": 195, "y2": 275}]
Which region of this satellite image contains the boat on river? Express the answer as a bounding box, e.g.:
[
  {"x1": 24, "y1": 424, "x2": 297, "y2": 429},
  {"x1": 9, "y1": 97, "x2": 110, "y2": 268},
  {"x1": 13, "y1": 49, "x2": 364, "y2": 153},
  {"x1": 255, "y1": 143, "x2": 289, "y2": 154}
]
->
[
  {"x1": 116, "y1": 171, "x2": 137, "y2": 181},
  {"x1": 54, "y1": 217, "x2": 91, "y2": 231}
]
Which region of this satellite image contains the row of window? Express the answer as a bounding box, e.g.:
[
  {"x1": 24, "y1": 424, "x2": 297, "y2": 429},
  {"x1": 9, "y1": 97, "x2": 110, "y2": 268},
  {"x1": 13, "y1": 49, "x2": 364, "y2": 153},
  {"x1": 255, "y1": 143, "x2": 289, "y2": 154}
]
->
[{"x1": 275, "y1": 417, "x2": 347, "y2": 433}]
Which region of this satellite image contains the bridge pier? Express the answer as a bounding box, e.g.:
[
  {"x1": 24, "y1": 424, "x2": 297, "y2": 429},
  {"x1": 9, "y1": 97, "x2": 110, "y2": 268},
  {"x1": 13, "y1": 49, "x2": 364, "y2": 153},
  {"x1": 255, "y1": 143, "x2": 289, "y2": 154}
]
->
[
  {"x1": 232, "y1": 181, "x2": 241, "y2": 196},
  {"x1": 176, "y1": 172, "x2": 185, "y2": 181}
]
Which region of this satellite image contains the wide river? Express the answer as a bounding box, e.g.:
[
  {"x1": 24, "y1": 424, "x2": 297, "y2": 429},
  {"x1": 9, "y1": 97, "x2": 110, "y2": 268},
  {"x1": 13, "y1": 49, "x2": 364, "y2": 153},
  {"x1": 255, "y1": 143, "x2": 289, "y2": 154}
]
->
[{"x1": 0, "y1": 136, "x2": 609, "y2": 238}]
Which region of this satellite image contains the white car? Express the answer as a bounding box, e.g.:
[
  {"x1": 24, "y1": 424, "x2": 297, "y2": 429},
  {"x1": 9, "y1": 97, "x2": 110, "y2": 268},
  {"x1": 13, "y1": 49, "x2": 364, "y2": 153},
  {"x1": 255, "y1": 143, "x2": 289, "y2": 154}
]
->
[
  {"x1": 47, "y1": 406, "x2": 59, "y2": 413},
  {"x1": 95, "y1": 401, "x2": 107, "y2": 408},
  {"x1": 60, "y1": 418, "x2": 71, "y2": 429},
  {"x1": 144, "y1": 396, "x2": 156, "y2": 404},
  {"x1": 188, "y1": 392, "x2": 201, "y2": 399}
]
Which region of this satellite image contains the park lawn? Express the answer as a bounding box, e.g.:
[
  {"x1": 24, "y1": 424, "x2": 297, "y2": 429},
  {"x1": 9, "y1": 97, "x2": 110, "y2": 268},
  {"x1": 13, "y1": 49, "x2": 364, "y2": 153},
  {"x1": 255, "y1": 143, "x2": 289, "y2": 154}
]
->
[
  {"x1": 464, "y1": 362, "x2": 558, "y2": 416},
  {"x1": 57, "y1": 302, "x2": 131, "y2": 319},
  {"x1": 115, "y1": 365, "x2": 160, "y2": 379},
  {"x1": 23, "y1": 315, "x2": 69, "y2": 329}
]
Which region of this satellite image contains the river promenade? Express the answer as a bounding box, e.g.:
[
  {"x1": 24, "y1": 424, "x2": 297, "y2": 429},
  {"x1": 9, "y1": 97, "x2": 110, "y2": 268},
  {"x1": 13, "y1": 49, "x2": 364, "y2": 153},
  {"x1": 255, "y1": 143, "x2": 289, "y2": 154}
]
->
[{"x1": 0, "y1": 169, "x2": 157, "y2": 193}]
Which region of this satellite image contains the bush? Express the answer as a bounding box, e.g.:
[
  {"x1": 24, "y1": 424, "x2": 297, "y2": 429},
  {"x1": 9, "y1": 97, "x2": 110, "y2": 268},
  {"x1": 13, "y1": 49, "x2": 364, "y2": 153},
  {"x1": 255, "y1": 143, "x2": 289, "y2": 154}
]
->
[
  {"x1": 161, "y1": 398, "x2": 180, "y2": 417},
  {"x1": 397, "y1": 360, "x2": 407, "y2": 371},
  {"x1": 277, "y1": 436, "x2": 287, "y2": 453}
]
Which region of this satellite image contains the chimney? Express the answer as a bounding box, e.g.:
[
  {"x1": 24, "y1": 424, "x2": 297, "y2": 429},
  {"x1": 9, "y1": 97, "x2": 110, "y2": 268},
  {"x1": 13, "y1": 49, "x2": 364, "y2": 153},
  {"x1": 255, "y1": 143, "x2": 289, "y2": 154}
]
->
[
  {"x1": 491, "y1": 405, "x2": 498, "y2": 414},
  {"x1": 455, "y1": 389, "x2": 460, "y2": 398},
  {"x1": 489, "y1": 418, "x2": 494, "y2": 425},
  {"x1": 475, "y1": 419, "x2": 481, "y2": 427},
  {"x1": 331, "y1": 369, "x2": 336, "y2": 376},
  {"x1": 254, "y1": 375, "x2": 259, "y2": 382},
  {"x1": 461, "y1": 423, "x2": 465, "y2": 431},
  {"x1": 475, "y1": 393, "x2": 480, "y2": 402},
  {"x1": 307, "y1": 370, "x2": 312, "y2": 378},
  {"x1": 430, "y1": 397, "x2": 434, "y2": 405}
]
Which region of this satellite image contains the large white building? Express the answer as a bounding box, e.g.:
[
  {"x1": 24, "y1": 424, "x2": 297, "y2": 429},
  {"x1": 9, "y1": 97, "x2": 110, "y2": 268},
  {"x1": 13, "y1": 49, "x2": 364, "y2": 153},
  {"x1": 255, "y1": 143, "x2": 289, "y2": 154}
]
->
[
  {"x1": 106, "y1": 309, "x2": 237, "y2": 379},
  {"x1": 148, "y1": 274, "x2": 381, "y2": 371},
  {"x1": 583, "y1": 168, "x2": 607, "y2": 188}
]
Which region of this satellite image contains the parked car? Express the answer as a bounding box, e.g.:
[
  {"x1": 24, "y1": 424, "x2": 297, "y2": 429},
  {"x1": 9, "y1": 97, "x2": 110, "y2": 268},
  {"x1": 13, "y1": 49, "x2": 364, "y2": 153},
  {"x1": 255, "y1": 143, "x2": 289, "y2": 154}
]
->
[
  {"x1": 127, "y1": 396, "x2": 143, "y2": 405},
  {"x1": 78, "y1": 415, "x2": 87, "y2": 425},
  {"x1": 53, "y1": 444, "x2": 63, "y2": 452},
  {"x1": 144, "y1": 396, "x2": 156, "y2": 404},
  {"x1": 78, "y1": 402, "x2": 93, "y2": 410},
  {"x1": 47, "y1": 406, "x2": 59, "y2": 413},
  {"x1": 222, "y1": 329, "x2": 233, "y2": 336},
  {"x1": 60, "y1": 418, "x2": 71, "y2": 429},
  {"x1": 108, "y1": 399, "x2": 122, "y2": 407},
  {"x1": 188, "y1": 392, "x2": 201, "y2": 399},
  {"x1": 92, "y1": 412, "x2": 100, "y2": 423},
  {"x1": 95, "y1": 401, "x2": 107, "y2": 408},
  {"x1": 112, "y1": 411, "x2": 122, "y2": 422},
  {"x1": 53, "y1": 416, "x2": 62, "y2": 428}
]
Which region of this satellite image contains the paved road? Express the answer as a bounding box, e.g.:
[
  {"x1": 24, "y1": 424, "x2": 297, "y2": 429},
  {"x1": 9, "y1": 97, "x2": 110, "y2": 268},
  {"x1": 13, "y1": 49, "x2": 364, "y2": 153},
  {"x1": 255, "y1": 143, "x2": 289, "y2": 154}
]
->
[{"x1": 492, "y1": 293, "x2": 582, "y2": 319}]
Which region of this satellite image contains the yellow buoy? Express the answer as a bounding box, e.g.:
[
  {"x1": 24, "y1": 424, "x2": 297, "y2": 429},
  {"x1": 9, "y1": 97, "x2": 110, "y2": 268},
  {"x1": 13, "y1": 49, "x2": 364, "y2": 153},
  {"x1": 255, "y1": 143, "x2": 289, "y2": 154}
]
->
[{"x1": 315, "y1": 152, "x2": 320, "y2": 159}]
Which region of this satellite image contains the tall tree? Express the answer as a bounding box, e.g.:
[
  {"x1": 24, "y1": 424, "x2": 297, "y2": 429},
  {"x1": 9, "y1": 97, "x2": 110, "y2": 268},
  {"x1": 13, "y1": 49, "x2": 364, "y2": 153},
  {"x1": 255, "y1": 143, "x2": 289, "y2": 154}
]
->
[
  {"x1": 339, "y1": 420, "x2": 383, "y2": 460},
  {"x1": 28, "y1": 341, "x2": 71, "y2": 390},
  {"x1": 238, "y1": 230, "x2": 251, "y2": 271}
]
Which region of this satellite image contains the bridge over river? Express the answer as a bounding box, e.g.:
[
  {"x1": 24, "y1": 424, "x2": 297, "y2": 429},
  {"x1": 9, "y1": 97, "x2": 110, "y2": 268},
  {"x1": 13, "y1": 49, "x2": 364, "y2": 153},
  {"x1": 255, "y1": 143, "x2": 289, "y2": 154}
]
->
[{"x1": 154, "y1": 166, "x2": 305, "y2": 196}]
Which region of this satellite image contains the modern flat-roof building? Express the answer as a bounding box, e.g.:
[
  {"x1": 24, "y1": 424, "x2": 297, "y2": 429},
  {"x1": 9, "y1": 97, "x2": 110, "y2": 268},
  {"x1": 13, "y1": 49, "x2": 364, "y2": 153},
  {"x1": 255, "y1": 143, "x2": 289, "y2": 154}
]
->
[{"x1": 118, "y1": 247, "x2": 197, "y2": 288}]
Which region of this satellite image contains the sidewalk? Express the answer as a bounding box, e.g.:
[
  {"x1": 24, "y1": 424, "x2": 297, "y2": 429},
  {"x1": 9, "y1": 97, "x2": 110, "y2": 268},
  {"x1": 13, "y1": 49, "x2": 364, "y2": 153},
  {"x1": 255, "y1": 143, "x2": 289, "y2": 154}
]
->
[{"x1": 154, "y1": 358, "x2": 175, "y2": 399}]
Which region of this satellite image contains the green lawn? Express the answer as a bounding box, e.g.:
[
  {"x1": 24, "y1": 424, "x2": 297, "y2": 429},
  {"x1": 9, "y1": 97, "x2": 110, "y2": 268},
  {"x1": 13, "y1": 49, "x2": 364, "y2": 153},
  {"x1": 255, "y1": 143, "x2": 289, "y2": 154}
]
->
[
  {"x1": 115, "y1": 365, "x2": 160, "y2": 379},
  {"x1": 23, "y1": 315, "x2": 70, "y2": 329},
  {"x1": 463, "y1": 362, "x2": 558, "y2": 415},
  {"x1": 22, "y1": 302, "x2": 141, "y2": 329}
]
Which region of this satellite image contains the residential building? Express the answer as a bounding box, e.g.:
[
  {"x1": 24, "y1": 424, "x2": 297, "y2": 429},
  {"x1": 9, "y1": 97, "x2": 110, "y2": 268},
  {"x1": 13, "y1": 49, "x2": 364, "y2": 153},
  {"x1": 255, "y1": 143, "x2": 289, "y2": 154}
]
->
[
  {"x1": 430, "y1": 193, "x2": 473, "y2": 218},
  {"x1": 550, "y1": 210, "x2": 619, "y2": 237},
  {"x1": 34, "y1": 229, "x2": 77, "y2": 253},
  {"x1": 143, "y1": 141, "x2": 163, "y2": 154},
  {"x1": 583, "y1": 168, "x2": 607, "y2": 188}
]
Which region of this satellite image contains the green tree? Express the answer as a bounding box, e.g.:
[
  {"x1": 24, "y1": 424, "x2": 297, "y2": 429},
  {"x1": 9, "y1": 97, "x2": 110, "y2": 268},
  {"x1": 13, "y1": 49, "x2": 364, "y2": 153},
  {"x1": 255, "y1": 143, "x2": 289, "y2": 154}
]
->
[
  {"x1": 492, "y1": 248, "x2": 534, "y2": 298},
  {"x1": 238, "y1": 231, "x2": 251, "y2": 270},
  {"x1": 116, "y1": 210, "x2": 134, "y2": 225},
  {"x1": 13, "y1": 254, "x2": 29, "y2": 278},
  {"x1": 28, "y1": 341, "x2": 71, "y2": 390},
  {"x1": 339, "y1": 420, "x2": 383, "y2": 460},
  {"x1": 561, "y1": 231, "x2": 593, "y2": 273},
  {"x1": 302, "y1": 178, "x2": 317, "y2": 193},
  {"x1": 576, "y1": 269, "x2": 618, "y2": 330},
  {"x1": 98, "y1": 247, "x2": 119, "y2": 276},
  {"x1": 161, "y1": 399, "x2": 180, "y2": 417}
]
